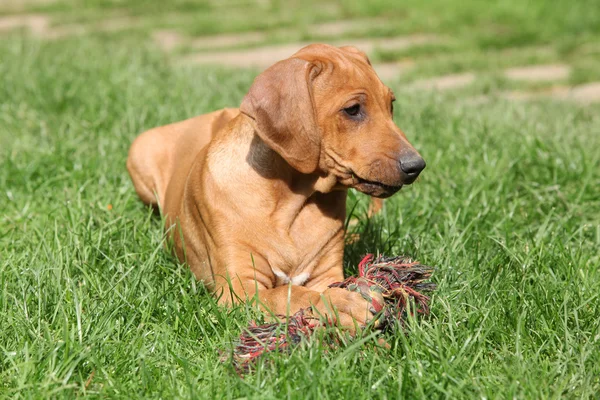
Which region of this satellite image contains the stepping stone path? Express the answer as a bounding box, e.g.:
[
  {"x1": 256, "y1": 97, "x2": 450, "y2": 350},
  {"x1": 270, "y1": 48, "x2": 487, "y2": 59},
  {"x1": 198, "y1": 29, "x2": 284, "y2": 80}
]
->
[
  {"x1": 504, "y1": 64, "x2": 571, "y2": 81},
  {"x1": 0, "y1": 13, "x2": 143, "y2": 39},
  {"x1": 0, "y1": 14, "x2": 49, "y2": 35},
  {"x1": 1, "y1": 11, "x2": 599, "y2": 104},
  {"x1": 505, "y1": 83, "x2": 600, "y2": 104},
  {"x1": 567, "y1": 82, "x2": 600, "y2": 104},
  {"x1": 410, "y1": 73, "x2": 476, "y2": 90}
]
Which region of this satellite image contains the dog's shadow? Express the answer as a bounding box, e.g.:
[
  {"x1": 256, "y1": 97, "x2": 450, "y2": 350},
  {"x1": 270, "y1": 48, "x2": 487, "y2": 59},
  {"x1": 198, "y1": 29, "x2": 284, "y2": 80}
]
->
[{"x1": 343, "y1": 191, "x2": 417, "y2": 277}]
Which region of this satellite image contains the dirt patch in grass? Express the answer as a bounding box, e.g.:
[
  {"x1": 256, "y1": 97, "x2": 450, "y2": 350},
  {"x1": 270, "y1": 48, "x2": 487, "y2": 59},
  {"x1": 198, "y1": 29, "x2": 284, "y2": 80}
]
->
[
  {"x1": 0, "y1": 13, "x2": 143, "y2": 38},
  {"x1": 0, "y1": 0, "x2": 58, "y2": 12},
  {"x1": 0, "y1": 14, "x2": 49, "y2": 35},
  {"x1": 153, "y1": 29, "x2": 267, "y2": 51},
  {"x1": 567, "y1": 82, "x2": 600, "y2": 103},
  {"x1": 504, "y1": 64, "x2": 571, "y2": 81},
  {"x1": 411, "y1": 73, "x2": 476, "y2": 90},
  {"x1": 504, "y1": 82, "x2": 600, "y2": 104}
]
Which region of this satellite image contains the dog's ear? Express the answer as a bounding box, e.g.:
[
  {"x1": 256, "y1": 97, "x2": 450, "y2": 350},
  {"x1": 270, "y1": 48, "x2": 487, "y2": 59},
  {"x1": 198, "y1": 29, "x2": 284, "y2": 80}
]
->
[
  {"x1": 339, "y1": 46, "x2": 372, "y2": 66},
  {"x1": 240, "y1": 58, "x2": 322, "y2": 174}
]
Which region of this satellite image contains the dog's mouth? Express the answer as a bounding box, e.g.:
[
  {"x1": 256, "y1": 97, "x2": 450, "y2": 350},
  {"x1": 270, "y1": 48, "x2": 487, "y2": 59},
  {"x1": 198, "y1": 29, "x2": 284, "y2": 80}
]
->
[{"x1": 351, "y1": 173, "x2": 403, "y2": 198}]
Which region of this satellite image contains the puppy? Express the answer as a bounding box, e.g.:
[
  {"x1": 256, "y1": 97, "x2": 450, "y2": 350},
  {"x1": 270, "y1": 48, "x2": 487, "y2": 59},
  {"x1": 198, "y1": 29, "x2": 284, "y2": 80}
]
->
[{"x1": 127, "y1": 44, "x2": 425, "y2": 328}]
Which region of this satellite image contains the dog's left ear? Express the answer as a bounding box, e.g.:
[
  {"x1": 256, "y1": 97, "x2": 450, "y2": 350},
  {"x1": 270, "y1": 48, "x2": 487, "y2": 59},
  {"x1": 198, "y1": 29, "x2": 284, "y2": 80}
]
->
[{"x1": 240, "y1": 57, "x2": 322, "y2": 174}]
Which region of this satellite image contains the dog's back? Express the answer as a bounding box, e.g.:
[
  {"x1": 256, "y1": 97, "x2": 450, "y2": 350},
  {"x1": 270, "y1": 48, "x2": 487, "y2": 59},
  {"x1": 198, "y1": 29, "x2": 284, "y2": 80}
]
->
[{"x1": 127, "y1": 108, "x2": 239, "y2": 209}]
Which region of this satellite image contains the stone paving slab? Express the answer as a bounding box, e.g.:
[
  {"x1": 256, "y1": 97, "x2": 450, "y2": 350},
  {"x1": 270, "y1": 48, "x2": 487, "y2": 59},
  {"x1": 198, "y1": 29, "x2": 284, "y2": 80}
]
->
[
  {"x1": 0, "y1": 14, "x2": 49, "y2": 35},
  {"x1": 154, "y1": 30, "x2": 267, "y2": 51},
  {"x1": 504, "y1": 82, "x2": 600, "y2": 104},
  {"x1": 504, "y1": 64, "x2": 570, "y2": 81},
  {"x1": 0, "y1": 13, "x2": 143, "y2": 39},
  {"x1": 410, "y1": 73, "x2": 476, "y2": 90}
]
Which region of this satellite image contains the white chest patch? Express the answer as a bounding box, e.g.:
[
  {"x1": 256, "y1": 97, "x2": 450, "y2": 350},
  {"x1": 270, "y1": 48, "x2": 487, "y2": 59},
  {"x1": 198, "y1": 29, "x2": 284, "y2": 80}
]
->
[
  {"x1": 272, "y1": 269, "x2": 310, "y2": 286},
  {"x1": 290, "y1": 272, "x2": 310, "y2": 286},
  {"x1": 272, "y1": 269, "x2": 288, "y2": 282}
]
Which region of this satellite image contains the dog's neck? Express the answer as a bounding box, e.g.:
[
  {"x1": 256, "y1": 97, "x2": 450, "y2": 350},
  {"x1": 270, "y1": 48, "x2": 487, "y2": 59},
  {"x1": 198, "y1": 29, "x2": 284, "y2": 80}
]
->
[
  {"x1": 245, "y1": 125, "x2": 341, "y2": 197},
  {"x1": 237, "y1": 116, "x2": 347, "y2": 227}
]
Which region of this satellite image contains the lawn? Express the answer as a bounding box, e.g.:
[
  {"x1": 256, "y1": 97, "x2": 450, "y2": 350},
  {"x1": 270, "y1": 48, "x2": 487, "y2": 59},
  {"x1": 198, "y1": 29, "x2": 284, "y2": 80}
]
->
[{"x1": 1, "y1": 0, "x2": 599, "y2": 398}]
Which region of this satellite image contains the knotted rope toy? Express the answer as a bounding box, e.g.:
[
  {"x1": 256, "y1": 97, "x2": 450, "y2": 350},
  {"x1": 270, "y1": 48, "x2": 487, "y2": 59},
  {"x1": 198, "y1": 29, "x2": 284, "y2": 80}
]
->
[{"x1": 227, "y1": 254, "x2": 435, "y2": 372}]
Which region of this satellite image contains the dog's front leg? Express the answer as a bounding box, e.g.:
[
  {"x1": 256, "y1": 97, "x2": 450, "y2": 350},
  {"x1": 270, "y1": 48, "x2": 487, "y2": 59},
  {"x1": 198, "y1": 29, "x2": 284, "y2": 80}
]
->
[{"x1": 214, "y1": 258, "x2": 374, "y2": 330}]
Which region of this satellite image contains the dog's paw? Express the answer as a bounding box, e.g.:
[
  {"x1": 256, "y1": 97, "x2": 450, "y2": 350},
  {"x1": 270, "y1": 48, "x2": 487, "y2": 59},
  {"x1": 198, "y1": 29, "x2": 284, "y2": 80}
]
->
[{"x1": 311, "y1": 287, "x2": 376, "y2": 331}]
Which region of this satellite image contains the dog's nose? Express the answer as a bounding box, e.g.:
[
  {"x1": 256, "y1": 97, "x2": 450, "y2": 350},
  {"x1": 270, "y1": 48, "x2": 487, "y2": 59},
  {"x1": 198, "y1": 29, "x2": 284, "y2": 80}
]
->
[{"x1": 399, "y1": 154, "x2": 426, "y2": 178}]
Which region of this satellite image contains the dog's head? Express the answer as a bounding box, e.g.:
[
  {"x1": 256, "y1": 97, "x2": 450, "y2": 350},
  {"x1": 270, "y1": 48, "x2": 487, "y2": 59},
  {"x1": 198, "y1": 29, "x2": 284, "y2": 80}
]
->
[{"x1": 240, "y1": 43, "x2": 425, "y2": 198}]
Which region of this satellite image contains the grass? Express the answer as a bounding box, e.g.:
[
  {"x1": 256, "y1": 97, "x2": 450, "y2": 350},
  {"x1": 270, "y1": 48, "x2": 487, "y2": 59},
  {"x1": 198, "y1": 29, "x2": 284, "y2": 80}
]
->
[{"x1": 1, "y1": 0, "x2": 600, "y2": 398}]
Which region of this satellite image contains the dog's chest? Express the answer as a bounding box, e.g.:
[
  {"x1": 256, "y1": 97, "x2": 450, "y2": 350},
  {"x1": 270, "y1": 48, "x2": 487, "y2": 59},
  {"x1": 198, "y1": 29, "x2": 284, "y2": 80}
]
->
[{"x1": 268, "y1": 192, "x2": 346, "y2": 285}]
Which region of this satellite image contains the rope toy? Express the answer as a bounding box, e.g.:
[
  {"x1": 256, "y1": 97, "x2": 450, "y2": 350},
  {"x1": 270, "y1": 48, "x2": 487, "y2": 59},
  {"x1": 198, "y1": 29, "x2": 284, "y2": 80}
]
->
[{"x1": 226, "y1": 254, "x2": 436, "y2": 373}]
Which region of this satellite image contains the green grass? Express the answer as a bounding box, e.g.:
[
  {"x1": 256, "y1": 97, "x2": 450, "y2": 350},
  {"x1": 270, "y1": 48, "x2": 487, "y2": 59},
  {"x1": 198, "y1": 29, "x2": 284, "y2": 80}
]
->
[{"x1": 2, "y1": 1, "x2": 600, "y2": 398}]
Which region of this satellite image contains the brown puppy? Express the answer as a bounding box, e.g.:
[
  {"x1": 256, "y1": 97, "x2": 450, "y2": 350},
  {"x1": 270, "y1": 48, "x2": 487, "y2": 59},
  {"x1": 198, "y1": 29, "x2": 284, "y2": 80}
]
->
[{"x1": 127, "y1": 44, "x2": 425, "y2": 328}]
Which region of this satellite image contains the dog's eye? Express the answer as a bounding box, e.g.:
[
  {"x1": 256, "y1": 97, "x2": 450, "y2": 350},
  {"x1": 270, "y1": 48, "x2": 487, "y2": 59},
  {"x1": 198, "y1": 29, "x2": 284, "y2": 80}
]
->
[{"x1": 343, "y1": 104, "x2": 361, "y2": 117}]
